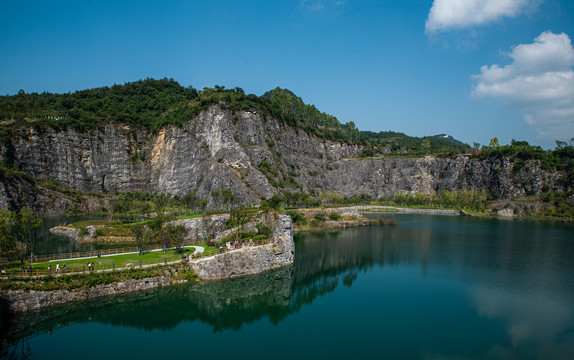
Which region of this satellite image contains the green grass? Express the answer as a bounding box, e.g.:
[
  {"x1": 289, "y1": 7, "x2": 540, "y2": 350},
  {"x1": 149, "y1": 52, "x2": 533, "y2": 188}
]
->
[
  {"x1": 460, "y1": 208, "x2": 489, "y2": 217},
  {"x1": 69, "y1": 220, "x2": 122, "y2": 228},
  {"x1": 173, "y1": 213, "x2": 204, "y2": 220},
  {"x1": 6, "y1": 245, "x2": 206, "y2": 272}
]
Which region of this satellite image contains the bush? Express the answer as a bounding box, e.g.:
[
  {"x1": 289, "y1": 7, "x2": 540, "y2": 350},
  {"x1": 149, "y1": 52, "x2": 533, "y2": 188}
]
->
[
  {"x1": 179, "y1": 269, "x2": 199, "y2": 282},
  {"x1": 286, "y1": 210, "x2": 308, "y2": 225},
  {"x1": 262, "y1": 194, "x2": 283, "y2": 209},
  {"x1": 78, "y1": 227, "x2": 89, "y2": 237},
  {"x1": 0, "y1": 267, "x2": 166, "y2": 291},
  {"x1": 328, "y1": 212, "x2": 341, "y2": 220},
  {"x1": 255, "y1": 222, "x2": 272, "y2": 237},
  {"x1": 313, "y1": 213, "x2": 327, "y2": 222}
]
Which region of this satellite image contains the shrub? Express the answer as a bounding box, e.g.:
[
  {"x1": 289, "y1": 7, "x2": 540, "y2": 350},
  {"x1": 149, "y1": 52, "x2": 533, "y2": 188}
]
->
[
  {"x1": 179, "y1": 269, "x2": 199, "y2": 282},
  {"x1": 255, "y1": 222, "x2": 272, "y2": 237},
  {"x1": 286, "y1": 210, "x2": 307, "y2": 225},
  {"x1": 328, "y1": 212, "x2": 341, "y2": 220},
  {"x1": 313, "y1": 213, "x2": 326, "y2": 222},
  {"x1": 78, "y1": 227, "x2": 89, "y2": 237}
]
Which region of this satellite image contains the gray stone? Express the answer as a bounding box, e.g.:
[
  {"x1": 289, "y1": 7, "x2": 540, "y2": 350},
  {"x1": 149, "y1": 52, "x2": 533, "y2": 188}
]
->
[
  {"x1": 191, "y1": 215, "x2": 294, "y2": 280},
  {"x1": 0, "y1": 104, "x2": 570, "y2": 216},
  {"x1": 49, "y1": 226, "x2": 80, "y2": 241},
  {"x1": 1, "y1": 276, "x2": 171, "y2": 313}
]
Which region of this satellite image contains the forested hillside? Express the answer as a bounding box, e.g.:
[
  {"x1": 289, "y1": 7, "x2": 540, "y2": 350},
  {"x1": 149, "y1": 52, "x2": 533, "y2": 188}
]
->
[
  {"x1": 1, "y1": 78, "x2": 572, "y2": 173},
  {"x1": 1, "y1": 79, "x2": 468, "y2": 154},
  {"x1": 263, "y1": 87, "x2": 471, "y2": 153}
]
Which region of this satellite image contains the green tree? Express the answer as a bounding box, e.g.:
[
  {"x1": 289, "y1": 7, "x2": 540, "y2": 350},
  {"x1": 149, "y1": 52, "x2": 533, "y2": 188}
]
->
[
  {"x1": 489, "y1": 137, "x2": 500, "y2": 148},
  {"x1": 164, "y1": 224, "x2": 187, "y2": 253},
  {"x1": 0, "y1": 207, "x2": 42, "y2": 267},
  {"x1": 152, "y1": 193, "x2": 172, "y2": 216},
  {"x1": 212, "y1": 188, "x2": 237, "y2": 209},
  {"x1": 263, "y1": 194, "x2": 283, "y2": 210},
  {"x1": 228, "y1": 207, "x2": 250, "y2": 241},
  {"x1": 421, "y1": 138, "x2": 431, "y2": 154},
  {"x1": 182, "y1": 190, "x2": 201, "y2": 215},
  {"x1": 130, "y1": 223, "x2": 146, "y2": 254}
]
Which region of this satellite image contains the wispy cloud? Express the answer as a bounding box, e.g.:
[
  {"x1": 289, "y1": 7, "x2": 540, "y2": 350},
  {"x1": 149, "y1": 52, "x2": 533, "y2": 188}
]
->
[
  {"x1": 425, "y1": 0, "x2": 541, "y2": 34},
  {"x1": 472, "y1": 31, "x2": 574, "y2": 142},
  {"x1": 300, "y1": 0, "x2": 325, "y2": 12},
  {"x1": 299, "y1": 0, "x2": 344, "y2": 14}
]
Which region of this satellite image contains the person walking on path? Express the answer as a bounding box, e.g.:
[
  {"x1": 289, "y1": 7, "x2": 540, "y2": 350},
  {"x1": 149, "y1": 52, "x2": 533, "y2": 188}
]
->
[{"x1": 56, "y1": 263, "x2": 60, "y2": 275}]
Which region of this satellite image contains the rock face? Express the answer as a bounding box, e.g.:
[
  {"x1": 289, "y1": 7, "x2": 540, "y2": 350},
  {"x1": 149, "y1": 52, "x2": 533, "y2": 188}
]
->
[
  {"x1": 0, "y1": 105, "x2": 569, "y2": 215},
  {"x1": 191, "y1": 214, "x2": 294, "y2": 280},
  {"x1": 171, "y1": 214, "x2": 229, "y2": 241},
  {"x1": 49, "y1": 226, "x2": 80, "y2": 241},
  {"x1": 2, "y1": 276, "x2": 171, "y2": 313}
]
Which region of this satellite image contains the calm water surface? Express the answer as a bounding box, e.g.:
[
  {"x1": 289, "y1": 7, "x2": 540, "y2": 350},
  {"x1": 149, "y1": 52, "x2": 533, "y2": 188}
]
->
[
  {"x1": 2, "y1": 214, "x2": 573, "y2": 359},
  {"x1": 33, "y1": 214, "x2": 137, "y2": 255}
]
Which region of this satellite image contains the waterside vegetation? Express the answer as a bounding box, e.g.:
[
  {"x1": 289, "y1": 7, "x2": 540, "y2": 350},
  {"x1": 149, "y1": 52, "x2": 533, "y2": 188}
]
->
[{"x1": 0, "y1": 265, "x2": 198, "y2": 292}]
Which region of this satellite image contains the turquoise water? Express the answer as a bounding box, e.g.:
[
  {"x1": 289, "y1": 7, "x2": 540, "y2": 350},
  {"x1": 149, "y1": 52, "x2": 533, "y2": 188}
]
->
[{"x1": 2, "y1": 214, "x2": 574, "y2": 359}]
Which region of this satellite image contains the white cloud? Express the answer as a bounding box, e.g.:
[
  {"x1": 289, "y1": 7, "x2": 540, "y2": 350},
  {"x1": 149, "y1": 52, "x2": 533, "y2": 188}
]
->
[
  {"x1": 426, "y1": 0, "x2": 541, "y2": 34},
  {"x1": 472, "y1": 31, "x2": 574, "y2": 142}
]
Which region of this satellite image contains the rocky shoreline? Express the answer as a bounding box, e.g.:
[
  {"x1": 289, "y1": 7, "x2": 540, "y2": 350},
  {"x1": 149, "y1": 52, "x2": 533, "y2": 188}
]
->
[
  {"x1": 288, "y1": 205, "x2": 465, "y2": 232},
  {"x1": 0, "y1": 215, "x2": 294, "y2": 314},
  {"x1": 352, "y1": 205, "x2": 465, "y2": 216}
]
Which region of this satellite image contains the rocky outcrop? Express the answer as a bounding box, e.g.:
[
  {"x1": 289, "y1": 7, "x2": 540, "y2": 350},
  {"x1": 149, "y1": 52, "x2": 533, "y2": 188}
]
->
[
  {"x1": 0, "y1": 105, "x2": 569, "y2": 215},
  {"x1": 191, "y1": 214, "x2": 294, "y2": 280},
  {"x1": 2, "y1": 276, "x2": 171, "y2": 313},
  {"x1": 49, "y1": 226, "x2": 80, "y2": 241}
]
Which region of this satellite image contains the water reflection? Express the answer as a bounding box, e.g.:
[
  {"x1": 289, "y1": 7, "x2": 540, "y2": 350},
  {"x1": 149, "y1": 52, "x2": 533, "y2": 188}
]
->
[
  {"x1": 471, "y1": 286, "x2": 574, "y2": 358},
  {"x1": 33, "y1": 214, "x2": 138, "y2": 255},
  {"x1": 2, "y1": 214, "x2": 573, "y2": 358}
]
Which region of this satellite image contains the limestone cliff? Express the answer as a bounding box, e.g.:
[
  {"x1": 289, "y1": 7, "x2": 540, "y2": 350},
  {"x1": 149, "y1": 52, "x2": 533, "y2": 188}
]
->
[
  {"x1": 0, "y1": 104, "x2": 568, "y2": 215},
  {"x1": 191, "y1": 214, "x2": 295, "y2": 280}
]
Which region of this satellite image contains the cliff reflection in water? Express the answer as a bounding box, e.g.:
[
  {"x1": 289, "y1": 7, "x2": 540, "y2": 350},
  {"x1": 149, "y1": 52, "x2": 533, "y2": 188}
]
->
[
  {"x1": 3, "y1": 227, "x2": 375, "y2": 343},
  {"x1": 4, "y1": 214, "x2": 574, "y2": 354}
]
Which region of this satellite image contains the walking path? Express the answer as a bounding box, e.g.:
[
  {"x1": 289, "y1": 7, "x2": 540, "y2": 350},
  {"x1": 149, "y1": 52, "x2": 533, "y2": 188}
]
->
[
  {"x1": 2, "y1": 246, "x2": 208, "y2": 278},
  {"x1": 48, "y1": 245, "x2": 205, "y2": 263}
]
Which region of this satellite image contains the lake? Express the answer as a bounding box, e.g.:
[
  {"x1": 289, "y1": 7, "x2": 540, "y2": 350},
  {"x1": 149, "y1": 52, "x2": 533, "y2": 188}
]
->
[{"x1": 2, "y1": 214, "x2": 574, "y2": 359}]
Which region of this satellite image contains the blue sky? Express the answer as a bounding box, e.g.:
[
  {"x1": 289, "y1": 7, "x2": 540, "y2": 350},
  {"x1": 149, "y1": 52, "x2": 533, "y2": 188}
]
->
[{"x1": 1, "y1": 0, "x2": 573, "y2": 148}]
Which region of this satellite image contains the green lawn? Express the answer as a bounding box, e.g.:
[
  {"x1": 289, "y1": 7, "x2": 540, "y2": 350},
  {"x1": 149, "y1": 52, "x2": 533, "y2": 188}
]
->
[{"x1": 7, "y1": 245, "x2": 218, "y2": 274}]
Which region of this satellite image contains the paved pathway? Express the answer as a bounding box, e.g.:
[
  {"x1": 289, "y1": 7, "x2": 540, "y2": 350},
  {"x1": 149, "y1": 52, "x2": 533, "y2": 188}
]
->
[{"x1": 47, "y1": 245, "x2": 205, "y2": 262}]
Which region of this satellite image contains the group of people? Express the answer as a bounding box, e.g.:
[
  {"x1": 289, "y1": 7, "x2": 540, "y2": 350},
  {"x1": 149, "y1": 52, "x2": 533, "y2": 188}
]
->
[
  {"x1": 218, "y1": 239, "x2": 255, "y2": 253},
  {"x1": 47, "y1": 263, "x2": 66, "y2": 275},
  {"x1": 87, "y1": 262, "x2": 96, "y2": 272}
]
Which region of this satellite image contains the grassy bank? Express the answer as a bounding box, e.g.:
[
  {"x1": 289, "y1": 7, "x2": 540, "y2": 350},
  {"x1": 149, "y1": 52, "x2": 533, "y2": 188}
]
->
[{"x1": 0, "y1": 265, "x2": 199, "y2": 291}]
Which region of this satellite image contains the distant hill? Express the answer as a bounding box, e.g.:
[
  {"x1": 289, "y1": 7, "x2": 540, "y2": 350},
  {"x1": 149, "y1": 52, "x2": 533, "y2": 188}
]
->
[{"x1": 262, "y1": 87, "x2": 470, "y2": 153}]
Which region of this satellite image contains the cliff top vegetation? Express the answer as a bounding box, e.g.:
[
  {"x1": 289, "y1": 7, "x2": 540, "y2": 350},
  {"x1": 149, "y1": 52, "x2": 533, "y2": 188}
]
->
[
  {"x1": 0, "y1": 78, "x2": 468, "y2": 153},
  {"x1": 2, "y1": 78, "x2": 573, "y2": 168}
]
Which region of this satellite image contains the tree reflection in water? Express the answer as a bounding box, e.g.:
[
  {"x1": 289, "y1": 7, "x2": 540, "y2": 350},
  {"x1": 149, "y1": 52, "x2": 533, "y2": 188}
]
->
[{"x1": 2, "y1": 214, "x2": 574, "y2": 358}]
